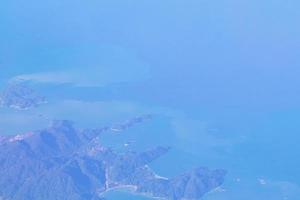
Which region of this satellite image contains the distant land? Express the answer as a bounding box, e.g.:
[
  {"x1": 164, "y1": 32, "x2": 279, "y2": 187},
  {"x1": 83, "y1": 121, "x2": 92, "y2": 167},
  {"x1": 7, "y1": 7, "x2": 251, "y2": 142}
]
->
[{"x1": 0, "y1": 82, "x2": 46, "y2": 110}]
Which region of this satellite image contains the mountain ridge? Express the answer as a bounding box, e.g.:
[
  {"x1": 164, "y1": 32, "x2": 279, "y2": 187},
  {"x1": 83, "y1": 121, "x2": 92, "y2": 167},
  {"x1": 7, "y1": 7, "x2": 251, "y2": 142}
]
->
[{"x1": 0, "y1": 118, "x2": 226, "y2": 200}]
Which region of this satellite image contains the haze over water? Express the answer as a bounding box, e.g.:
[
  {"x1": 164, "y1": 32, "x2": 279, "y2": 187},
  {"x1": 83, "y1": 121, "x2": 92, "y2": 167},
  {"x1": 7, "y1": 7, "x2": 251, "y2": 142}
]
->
[{"x1": 1, "y1": 0, "x2": 300, "y2": 199}]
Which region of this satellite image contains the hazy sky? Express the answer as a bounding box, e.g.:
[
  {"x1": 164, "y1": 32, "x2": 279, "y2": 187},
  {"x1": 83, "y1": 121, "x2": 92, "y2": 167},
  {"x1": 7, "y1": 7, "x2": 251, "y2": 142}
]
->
[{"x1": 1, "y1": 0, "x2": 300, "y2": 112}]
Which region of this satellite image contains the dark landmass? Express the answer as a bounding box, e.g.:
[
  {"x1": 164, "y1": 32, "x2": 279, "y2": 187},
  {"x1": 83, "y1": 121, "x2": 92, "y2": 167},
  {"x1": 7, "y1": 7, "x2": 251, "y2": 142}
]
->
[{"x1": 0, "y1": 120, "x2": 226, "y2": 200}]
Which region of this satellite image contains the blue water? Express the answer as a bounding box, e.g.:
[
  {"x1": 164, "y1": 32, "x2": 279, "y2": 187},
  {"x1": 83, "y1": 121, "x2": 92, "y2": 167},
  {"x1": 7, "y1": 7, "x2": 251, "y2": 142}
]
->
[{"x1": 2, "y1": 0, "x2": 300, "y2": 199}]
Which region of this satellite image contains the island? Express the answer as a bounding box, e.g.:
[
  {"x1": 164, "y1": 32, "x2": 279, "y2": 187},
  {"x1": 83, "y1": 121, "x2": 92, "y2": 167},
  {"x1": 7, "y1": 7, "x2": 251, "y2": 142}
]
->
[
  {"x1": 0, "y1": 82, "x2": 46, "y2": 110},
  {"x1": 0, "y1": 119, "x2": 226, "y2": 200}
]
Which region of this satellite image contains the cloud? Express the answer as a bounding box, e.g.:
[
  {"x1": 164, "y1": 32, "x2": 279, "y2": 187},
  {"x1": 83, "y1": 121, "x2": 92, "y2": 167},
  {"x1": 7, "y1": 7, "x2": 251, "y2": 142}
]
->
[
  {"x1": 13, "y1": 67, "x2": 149, "y2": 87},
  {"x1": 12, "y1": 45, "x2": 150, "y2": 87},
  {"x1": 13, "y1": 71, "x2": 74, "y2": 85},
  {"x1": 40, "y1": 100, "x2": 150, "y2": 125},
  {"x1": 258, "y1": 179, "x2": 267, "y2": 185}
]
